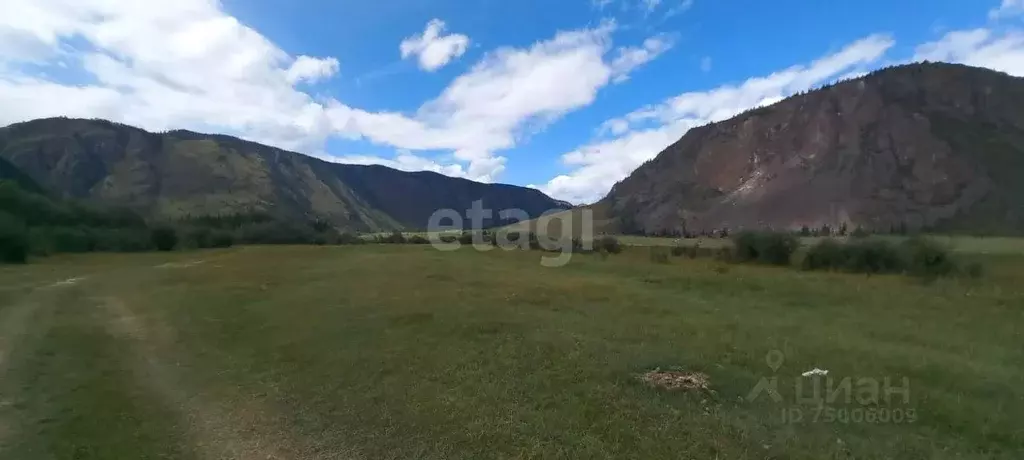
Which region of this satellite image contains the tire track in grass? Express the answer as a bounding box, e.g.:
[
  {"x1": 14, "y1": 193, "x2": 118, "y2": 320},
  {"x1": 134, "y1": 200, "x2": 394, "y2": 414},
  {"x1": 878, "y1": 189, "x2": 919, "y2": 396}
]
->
[
  {"x1": 0, "y1": 276, "x2": 79, "y2": 453},
  {"x1": 1, "y1": 275, "x2": 87, "y2": 372},
  {"x1": 99, "y1": 296, "x2": 349, "y2": 460},
  {"x1": 0, "y1": 298, "x2": 40, "y2": 448}
]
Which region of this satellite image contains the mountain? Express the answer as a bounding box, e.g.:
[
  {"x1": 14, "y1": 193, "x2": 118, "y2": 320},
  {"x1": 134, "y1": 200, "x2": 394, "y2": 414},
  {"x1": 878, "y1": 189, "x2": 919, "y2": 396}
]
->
[
  {"x1": 596, "y1": 62, "x2": 1024, "y2": 236},
  {"x1": 0, "y1": 156, "x2": 44, "y2": 194},
  {"x1": 0, "y1": 118, "x2": 568, "y2": 231}
]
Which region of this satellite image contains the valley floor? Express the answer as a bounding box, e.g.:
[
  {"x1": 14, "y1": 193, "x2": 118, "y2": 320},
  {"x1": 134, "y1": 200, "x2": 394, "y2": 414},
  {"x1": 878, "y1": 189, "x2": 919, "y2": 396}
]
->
[{"x1": 0, "y1": 245, "x2": 1022, "y2": 459}]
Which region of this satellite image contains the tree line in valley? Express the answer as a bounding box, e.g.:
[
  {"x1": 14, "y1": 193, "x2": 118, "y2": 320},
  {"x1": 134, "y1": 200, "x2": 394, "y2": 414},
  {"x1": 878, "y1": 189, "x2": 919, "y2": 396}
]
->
[{"x1": 0, "y1": 179, "x2": 354, "y2": 263}]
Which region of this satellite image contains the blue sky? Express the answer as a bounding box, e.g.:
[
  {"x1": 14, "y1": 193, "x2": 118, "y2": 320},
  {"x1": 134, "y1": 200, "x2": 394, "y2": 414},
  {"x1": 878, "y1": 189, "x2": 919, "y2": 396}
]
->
[{"x1": 1, "y1": 0, "x2": 1023, "y2": 203}]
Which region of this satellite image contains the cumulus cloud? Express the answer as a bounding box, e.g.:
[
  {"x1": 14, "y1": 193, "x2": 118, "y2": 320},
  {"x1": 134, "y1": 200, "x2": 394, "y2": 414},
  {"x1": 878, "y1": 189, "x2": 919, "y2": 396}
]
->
[
  {"x1": 400, "y1": 19, "x2": 470, "y2": 72},
  {"x1": 286, "y1": 55, "x2": 340, "y2": 84},
  {"x1": 914, "y1": 28, "x2": 1024, "y2": 76},
  {"x1": 538, "y1": 34, "x2": 895, "y2": 203},
  {"x1": 989, "y1": 0, "x2": 1024, "y2": 19},
  {"x1": 339, "y1": 20, "x2": 667, "y2": 182},
  {"x1": 0, "y1": 0, "x2": 341, "y2": 152}
]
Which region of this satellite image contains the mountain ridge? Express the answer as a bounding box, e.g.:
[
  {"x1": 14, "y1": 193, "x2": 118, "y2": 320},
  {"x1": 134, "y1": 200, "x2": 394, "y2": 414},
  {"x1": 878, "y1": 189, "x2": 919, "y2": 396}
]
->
[
  {"x1": 594, "y1": 62, "x2": 1024, "y2": 236},
  {"x1": 0, "y1": 117, "x2": 569, "y2": 231}
]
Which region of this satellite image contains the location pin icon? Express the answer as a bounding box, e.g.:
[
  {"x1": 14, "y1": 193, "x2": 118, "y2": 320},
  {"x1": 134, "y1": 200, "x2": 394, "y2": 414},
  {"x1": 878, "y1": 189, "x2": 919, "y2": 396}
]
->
[{"x1": 766, "y1": 350, "x2": 784, "y2": 372}]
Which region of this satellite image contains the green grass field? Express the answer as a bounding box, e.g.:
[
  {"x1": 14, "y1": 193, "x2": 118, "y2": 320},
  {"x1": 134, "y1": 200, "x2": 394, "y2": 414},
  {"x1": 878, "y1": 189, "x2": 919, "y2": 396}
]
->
[
  {"x1": 1, "y1": 245, "x2": 1022, "y2": 459},
  {"x1": 383, "y1": 228, "x2": 1024, "y2": 257},
  {"x1": 629, "y1": 234, "x2": 1024, "y2": 254}
]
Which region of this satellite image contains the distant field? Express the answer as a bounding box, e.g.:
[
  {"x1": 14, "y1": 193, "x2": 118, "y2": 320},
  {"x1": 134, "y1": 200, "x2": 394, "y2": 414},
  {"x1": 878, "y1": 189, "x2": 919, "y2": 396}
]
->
[
  {"x1": 1, "y1": 245, "x2": 1022, "y2": 458},
  {"x1": 616, "y1": 235, "x2": 1024, "y2": 255},
  {"x1": 375, "y1": 229, "x2": 1024, "y2": 256}
]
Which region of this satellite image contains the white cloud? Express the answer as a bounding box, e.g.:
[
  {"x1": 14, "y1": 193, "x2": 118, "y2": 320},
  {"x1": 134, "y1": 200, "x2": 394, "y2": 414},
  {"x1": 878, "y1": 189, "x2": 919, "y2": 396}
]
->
[
  {"x1": 642, "y1": 0, "x2": 662, "y2": 13},
  {"x1": 592, "y1": 0, "x2": 615, "y2": 10},
  {"x1": 990, "y1": 0, "x2": 1024, "y2": 19},
  {"x1": 338, "y1": 20, "x2": 665, "y2": 182},
  {"x1": 336, "y1": 152, "x2": 469, "y2": 178},
  {"x1": 286, "y1": 55, "x2": 340, "y2": 84},
  {"x1": 598, "y1": 118, "x2": 631, "y2": 136},
  {"x1": 638, "y1": 0, "x2": 693, "y2": 15},
  {"x1": 665, "y1": 0, "x2": 696, "y2": 18},
  {"x1": 0, "y1": 0, "x2": 341, "y2": 153},
  {"x1": 400, "y1": 19, "x2": 470, "y2": 72},
  {"x1": 538, "y1": 34, "x2": 895, "y2": 203},
  {"x1": 914, "y1": 28, "x2": 1024, "y2": 76},
  {"x1": 610, "y1": 35, "x2": 674, "y2": 83}
]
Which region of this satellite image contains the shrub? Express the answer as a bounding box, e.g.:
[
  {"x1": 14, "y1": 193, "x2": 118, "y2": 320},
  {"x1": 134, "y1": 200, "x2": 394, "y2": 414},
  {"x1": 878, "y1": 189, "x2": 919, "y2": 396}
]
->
[
  {"x1": 595, "y1": 235, "x2": 622, "y2": 254},
  {"x1": 672, "y1": 244, "x2": 701, "y2": 259},
  {"x1": 236, "y1": 221, "x2": 318, "y2": 245},
  {"x1": 92, "y1": 228, "x2": 152, "y2": 252},
  {"x1": 732, "y1": 230, "x2": 799, "y2": 266},
  {"x1": 151, "y1": 226, "x2": 178, "y2": 251},
  {"x1": 901, "y1": 236, "x2": 956, "y2": 278},
  {"x1": 408, "y1": 235, "x2": 430, "y2": 245},
  {"x1": 801, "y1": 236, "x2": 965, "y2": 278},
  {"x1": 802, "y1": 239, "x2": 847, "y2": 271},
  {"x1": 43, "y1": 226, "x2": 97, "y2": 253},
  {"x1": 458, "y1": 232, "x2": 475, "y2": 245},
  {"x1": 714, "y1": 246, "x2": 734, "y2": 262},
  {"x1": 209, "y1": 231, "x2": 234, "y2": 248},
  {"x1": 649, "y1": 247, "x2": 670, "y2": 264},
  {"x1": 841, "y1": 239, "x2": 905, "y2": 274},
  {"x1": 0, "y1": 212, "x2": 29, "y2": 264},
  {"x1": 336, "y1": 232, "x2": 364, "y2": 245},
  {"x1": 439, "y1": 235, "x2": 457, "y2": 244},
  {"x1": 732, "y1": 231, "x2": 760, "y2": 262},
  {"x1": 183, "y1": 227, "x2": 212, "y2": 248},
  {"x1": 382, "y1": 231, "x2": 406, "y2": 244}
]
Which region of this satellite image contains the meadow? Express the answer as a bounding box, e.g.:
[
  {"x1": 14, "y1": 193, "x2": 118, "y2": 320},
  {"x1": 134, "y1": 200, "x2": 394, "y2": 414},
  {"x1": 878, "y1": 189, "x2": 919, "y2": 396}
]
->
[{"x1": 0, "y1": 243, "x2": 1022, "y2": 459}]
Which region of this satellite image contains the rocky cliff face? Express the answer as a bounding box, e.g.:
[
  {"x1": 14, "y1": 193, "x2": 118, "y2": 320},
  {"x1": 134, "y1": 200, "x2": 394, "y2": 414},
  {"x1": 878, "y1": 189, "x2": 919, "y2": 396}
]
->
[
  {"x1": 0, "y1": 118, "x2": 568, "y2": 231},
  {"x1": 599, "y1": 63, "x2": 1024, "y2": 235}
]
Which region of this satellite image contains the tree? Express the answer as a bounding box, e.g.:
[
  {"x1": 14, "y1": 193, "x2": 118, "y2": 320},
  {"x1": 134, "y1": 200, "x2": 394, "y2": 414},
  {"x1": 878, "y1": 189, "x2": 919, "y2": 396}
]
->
[
  {"x1": 151, "y1": 226, "x2": 178, "y2": 251},
  {"x1": 0, "y1": 212, "x2": 29, "y2": 263}
]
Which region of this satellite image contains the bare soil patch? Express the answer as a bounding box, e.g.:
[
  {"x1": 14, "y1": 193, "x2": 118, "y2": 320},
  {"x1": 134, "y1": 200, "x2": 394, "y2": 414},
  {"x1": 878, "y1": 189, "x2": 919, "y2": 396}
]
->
[{"x1": 639, "y1": 369, "x2": 711, "y2": 391}]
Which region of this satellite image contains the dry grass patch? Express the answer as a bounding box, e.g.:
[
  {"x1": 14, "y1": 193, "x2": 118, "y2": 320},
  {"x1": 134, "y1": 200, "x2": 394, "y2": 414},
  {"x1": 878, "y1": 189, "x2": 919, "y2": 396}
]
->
[{"x1": 639, "y1": 368, "x2": 711, "y2": 391}]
